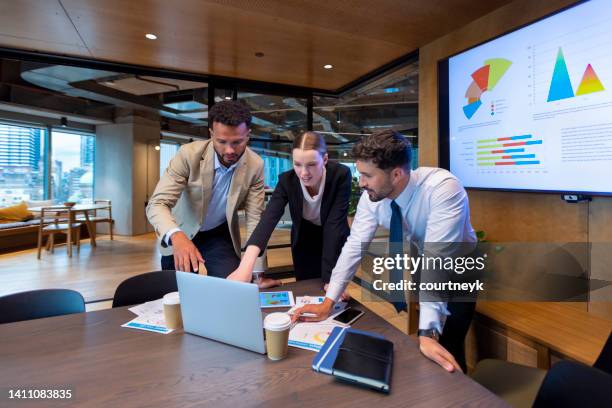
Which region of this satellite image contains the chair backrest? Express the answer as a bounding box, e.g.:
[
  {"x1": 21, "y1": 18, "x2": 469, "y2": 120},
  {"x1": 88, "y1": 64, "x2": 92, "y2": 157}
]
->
[
  {"x1": 0, "y1": 289, "x2": 85, "y2": 324},
  {"x1": 93, "y1": 199, "x2": 112, "y2": 217},
  {"x1": 593, "y1": 331, "x2": 612, "y2": 375},
  {"x1": 40, "y1": 206, "x2": 72, "y2": 226},
  {"x1": 112, "y1": 270, "x2": 178, "y2": 308},
  {"x1": 533, "y1": 360, "x2": 612, "y2": 408}
]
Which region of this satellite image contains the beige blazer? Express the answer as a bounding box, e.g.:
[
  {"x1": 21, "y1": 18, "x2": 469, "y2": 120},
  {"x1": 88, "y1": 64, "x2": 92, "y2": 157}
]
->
[{"x1": 146, "y1": 140, "x2": 265, "y2": 260}]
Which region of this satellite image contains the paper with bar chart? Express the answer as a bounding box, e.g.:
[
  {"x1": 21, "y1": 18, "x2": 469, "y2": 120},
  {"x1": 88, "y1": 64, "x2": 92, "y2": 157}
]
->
[{"x1": 448, "y1": 0, "x2": 612, "y2": 194}]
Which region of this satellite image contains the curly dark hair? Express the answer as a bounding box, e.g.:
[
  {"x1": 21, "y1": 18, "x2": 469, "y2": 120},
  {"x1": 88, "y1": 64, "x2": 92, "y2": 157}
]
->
[
  {"x1": 208, "y1": 100, "x2": 252, "y2": 127},
  {"x1": 352, "y1": 129, "x2": 412, "y2": 171}
]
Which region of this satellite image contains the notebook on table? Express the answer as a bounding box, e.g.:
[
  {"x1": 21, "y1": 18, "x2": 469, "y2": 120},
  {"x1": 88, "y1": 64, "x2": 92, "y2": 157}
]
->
[
  {"x1": 312, "y1": 327, "x2": 393, "y2": 393},
  {"x1": 332, "y1": 331, "x2": 393, "y2": 393}
]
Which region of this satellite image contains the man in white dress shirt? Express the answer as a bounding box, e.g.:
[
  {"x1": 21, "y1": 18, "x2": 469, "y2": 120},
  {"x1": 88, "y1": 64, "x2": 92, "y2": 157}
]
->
[{"x1": 293, "y1": 129, "x2": 477, "y2": 373}]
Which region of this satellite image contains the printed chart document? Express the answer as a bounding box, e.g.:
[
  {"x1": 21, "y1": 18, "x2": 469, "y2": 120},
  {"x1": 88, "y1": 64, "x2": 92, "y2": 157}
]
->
[
  {"x1": 122, "y1": 298, "x2": 173, "y2": 334},
  {"x1": 287, "y1": 295, "x2": 350, "y2": 351},
  {"x1": 289, "y1": 322, "x2": 345, "y2": 352}
]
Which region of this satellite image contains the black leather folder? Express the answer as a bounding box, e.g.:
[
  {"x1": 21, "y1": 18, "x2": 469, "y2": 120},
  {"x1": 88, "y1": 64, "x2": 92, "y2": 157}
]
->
[{"x1": 331, "y1": 331, "x2": 393, "y2": 393}]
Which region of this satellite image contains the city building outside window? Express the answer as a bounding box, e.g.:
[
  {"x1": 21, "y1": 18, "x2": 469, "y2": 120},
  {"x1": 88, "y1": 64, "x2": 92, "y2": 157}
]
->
[
  {"x1": 51, "y1": 130, "x2": 95, "y2": 203},
  {"x1": 0, "y1": 123, "x2": 46, "y2": 206}
]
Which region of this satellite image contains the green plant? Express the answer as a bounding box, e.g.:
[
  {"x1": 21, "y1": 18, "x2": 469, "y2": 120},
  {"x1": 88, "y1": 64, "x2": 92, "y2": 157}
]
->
[
  {"x1": 348, "y1": 176, "x2": 361, "y2": 216},
  {"x1": 476, "y1": 230, "x2": 487, "y2": 242}
]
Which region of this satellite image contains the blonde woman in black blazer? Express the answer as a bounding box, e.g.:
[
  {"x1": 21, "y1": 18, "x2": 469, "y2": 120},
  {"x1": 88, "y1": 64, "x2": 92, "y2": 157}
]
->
[{"x1": 228, "y1": 131, "x2": 352, "y2": 291}]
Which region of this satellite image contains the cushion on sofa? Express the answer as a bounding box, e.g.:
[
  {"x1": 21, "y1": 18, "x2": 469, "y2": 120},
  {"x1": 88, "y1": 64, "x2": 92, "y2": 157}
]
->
[{"x1": 0, "y1": 202, "x2": 34, "y2": 223}]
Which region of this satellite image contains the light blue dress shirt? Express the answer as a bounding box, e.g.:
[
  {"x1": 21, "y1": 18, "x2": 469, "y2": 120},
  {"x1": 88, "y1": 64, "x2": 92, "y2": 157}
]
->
[
  {"x1": 165, "y1": 153, "x2": 238, "y2": 244},
  {"x1": 201, "y1": 153, "x2": 238, "y2": 231}
]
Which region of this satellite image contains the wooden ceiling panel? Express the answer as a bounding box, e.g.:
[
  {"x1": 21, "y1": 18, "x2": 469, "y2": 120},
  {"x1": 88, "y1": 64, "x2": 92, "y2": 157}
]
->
[
  {"x1": 0, "y1": 0, "x2": 513, "y2": 90},
  {"x1": 207, "y1": 0, "x2": 513, "y2": 48},
  {"x1": 0, "y1": 0, "x2": 89, "y2": 56},
  {"x1": 59, "y1": 0, "x2": 413, "y2": 90}
]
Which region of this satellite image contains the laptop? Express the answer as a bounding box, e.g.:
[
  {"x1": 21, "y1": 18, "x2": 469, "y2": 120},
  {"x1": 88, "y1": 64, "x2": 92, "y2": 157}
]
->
[{"x1": 176, "y1": 272, "x2": 266, "y2": 354}]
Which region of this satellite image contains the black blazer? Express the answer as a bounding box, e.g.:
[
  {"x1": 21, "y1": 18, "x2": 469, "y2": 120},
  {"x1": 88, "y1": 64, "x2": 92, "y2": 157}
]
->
[{"x1": 246, "y1": 161, "x2": 352, "y2": 282}]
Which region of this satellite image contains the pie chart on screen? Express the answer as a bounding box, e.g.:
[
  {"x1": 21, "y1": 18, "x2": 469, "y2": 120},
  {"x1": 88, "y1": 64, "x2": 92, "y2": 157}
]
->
[{"x1": 463, "y1": 58, "x2": 512, "y2": 119}]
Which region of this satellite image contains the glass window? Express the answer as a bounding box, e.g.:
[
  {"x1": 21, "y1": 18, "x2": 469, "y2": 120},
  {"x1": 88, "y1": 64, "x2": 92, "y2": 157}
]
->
[
  {"x1": 260, "y1": 154, "x2": 292, "y2": 189},
  {"x1": 51, "y1": 130, "x2": 95, "y2": 203},
  {"x1": 0, "y1": 123, "x2": 46, "y2": 206},
  {"x1": 160, "y1": 141, "x2": 180, "y2": 177},
  {"x1": 339, "y1": 161, "x2": 360, "y2": 178},
  {"x1": 237, "y1": 91, "x2": 308, "y2": 188},
  {"x1": 313, "y1": 59, "x2": 419, "y2": 166}
]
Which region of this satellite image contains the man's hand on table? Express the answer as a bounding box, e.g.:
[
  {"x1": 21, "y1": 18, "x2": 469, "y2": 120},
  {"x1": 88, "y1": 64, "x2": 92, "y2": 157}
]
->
[
  {"x1": 171, "y1": 231, "x2": 204, "y2": 273},
  {"x1": 290, "y1": 288, "x2": 462, "y2": 374},
  {"x1": 291, "y1": 298, "x2": 335, "y2": 323},
  {"x1": 419, "y1": 336, "x2": 462, "y2": 373}
]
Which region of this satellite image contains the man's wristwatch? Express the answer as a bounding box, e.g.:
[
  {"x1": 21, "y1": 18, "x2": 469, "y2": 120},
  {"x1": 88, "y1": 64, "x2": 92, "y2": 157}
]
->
[{"x1": 418, "y1": 328, "x2": 440, "y2": 341}]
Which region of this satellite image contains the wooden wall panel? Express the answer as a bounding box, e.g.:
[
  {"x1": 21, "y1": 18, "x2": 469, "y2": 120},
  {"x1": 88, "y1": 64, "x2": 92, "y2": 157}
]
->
[
  {"x1": 588, "y1": 197, "x2": 612, "y2": 319},
  {"x1": 468, "y1": 190, "x2": 588, "y2": 242}
]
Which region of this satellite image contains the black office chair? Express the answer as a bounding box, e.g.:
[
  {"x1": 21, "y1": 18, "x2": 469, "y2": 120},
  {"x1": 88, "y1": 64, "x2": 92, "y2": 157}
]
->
[
  {"x1": 532, "y1": 360, "x2": 612, "y2": 407},
  {"x1": 112, "y1": 270, "x2": 178, "y2": 308},
  {"x1": 593, "y1": 330, "x2": 612, "y2": 374},
  {"x1": 0, "y1": 289, "x2": 85, "y2": 324},
  {"x1": 472, "y1": 330, "x2": 612, "y2": 408}
]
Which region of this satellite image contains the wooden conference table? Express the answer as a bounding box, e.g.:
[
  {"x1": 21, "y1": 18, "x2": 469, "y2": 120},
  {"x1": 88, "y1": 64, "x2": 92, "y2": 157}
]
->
[{"x1": 0, "y1": 280, "x2": 505, "y2": 407}]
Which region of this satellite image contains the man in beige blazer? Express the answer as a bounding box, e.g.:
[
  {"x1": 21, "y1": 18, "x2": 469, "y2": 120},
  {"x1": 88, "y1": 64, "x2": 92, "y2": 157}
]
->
[{"x1": 146, "y1": 100, "x2": 264, "y2": 278}]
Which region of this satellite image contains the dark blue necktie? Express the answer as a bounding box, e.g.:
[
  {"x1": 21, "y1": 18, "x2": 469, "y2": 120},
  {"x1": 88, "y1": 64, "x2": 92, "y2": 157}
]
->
[{"x1": 389, "y1": 200, "x2": 407, "y2": 312}]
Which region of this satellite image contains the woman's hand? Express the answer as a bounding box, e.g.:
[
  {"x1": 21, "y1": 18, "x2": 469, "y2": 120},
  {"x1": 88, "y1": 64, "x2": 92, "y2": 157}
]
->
[
  {"x1": 255, "y1": 277, "x2": 282, "y2": 289},
  {"x1": 227, "y1": 267, "x2": 252, "y2": 283},
  {"x1": 227, "y1": 245, "x2": 260, "y2": 283}
]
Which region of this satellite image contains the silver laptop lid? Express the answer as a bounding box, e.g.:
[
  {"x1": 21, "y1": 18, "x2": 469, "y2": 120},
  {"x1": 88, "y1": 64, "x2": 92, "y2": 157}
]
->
[{"x1": 176, "y1": 272, "x2": 265, "y2": 354}]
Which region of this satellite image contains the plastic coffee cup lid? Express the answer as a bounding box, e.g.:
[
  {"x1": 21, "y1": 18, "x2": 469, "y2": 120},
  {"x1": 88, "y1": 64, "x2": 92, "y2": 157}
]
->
[
  {"x1": 163, "y1": 292, "x2": 180, "y2": 305},
  {"x1": 264, "y1": 312, "x2": 291, "y2": 331}
]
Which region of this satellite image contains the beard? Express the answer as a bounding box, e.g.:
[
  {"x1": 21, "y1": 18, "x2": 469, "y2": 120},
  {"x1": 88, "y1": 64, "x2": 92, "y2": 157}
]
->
[
  {"x1": 223, "y1": 154, "x2": 238, "y2": 164},
  {"x1": 364, "y1": 182, "x2": 394, "y2": 202}
]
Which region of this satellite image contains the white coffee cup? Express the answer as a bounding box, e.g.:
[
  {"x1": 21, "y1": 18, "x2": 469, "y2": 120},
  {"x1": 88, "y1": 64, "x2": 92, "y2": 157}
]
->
[
  {"x1": 163, "y1": 292, "x2": 183, "y2": 330},
  {"x1": 263, "y1": 313, "x2": 291, "y2": 360}
]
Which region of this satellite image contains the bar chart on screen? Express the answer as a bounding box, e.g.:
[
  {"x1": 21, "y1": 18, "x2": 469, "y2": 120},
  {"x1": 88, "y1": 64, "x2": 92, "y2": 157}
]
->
[{"x1": 476, "y1": 134, "x2": 543, "y2": 170}]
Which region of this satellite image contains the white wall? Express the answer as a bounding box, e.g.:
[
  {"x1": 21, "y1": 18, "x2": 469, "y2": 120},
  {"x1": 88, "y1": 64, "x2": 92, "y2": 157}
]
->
[{"x1": 95, "y1": 115, "x2": 160, "y2": 236}]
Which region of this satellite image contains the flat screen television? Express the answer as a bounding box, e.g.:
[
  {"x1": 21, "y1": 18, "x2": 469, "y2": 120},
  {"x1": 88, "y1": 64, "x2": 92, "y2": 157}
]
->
[{"x1": 438, "y1": 0, "x2": 612, "y2": 196}]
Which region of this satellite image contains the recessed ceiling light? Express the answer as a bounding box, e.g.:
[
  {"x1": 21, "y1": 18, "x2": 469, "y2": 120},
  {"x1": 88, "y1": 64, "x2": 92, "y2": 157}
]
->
[
  {"x1": 145, "y1": 33, "x2": 157, "y2": 40},
  {"x1": 324, "y1": 64, "x2": 333, "y2": 69},
  {"x1": 343, "y1": 152, "x2": 348, "y2": 157},
  {"x1": 224, "y1": 96, "x2": 232, "y2": 100},
  {"x1": 154, "y1": 145, "x2": 160, "y2": 151}
]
